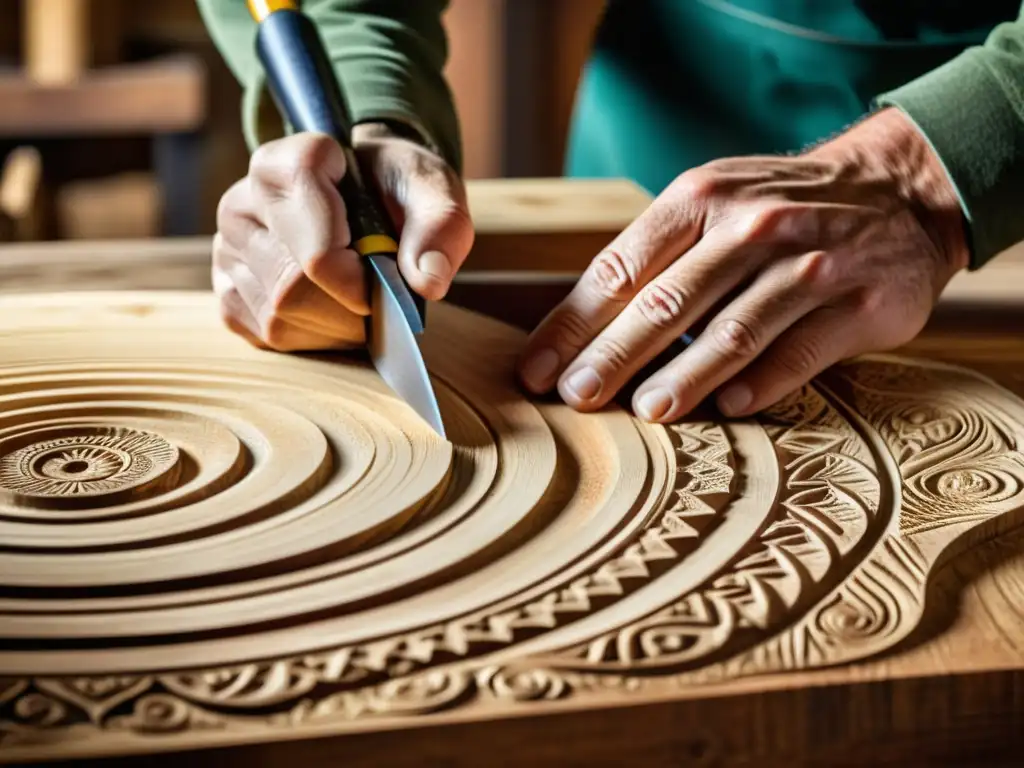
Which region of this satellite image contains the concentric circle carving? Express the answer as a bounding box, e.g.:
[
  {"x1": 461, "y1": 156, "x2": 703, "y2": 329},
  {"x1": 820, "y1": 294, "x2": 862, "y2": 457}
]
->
[
  {"x1": 0, "y1": 293, "x2": 697, "y2": 676},
  {"x1": 3, "y1": 294, "x2": 1024, "y2": 762}
]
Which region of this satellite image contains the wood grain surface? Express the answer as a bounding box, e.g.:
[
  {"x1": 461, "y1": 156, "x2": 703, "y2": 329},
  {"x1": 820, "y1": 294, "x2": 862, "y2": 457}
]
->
[
  {"x1": 0, "y1": 294, "x2": 1019, "y2": 765},
  {"x1": 0, "y1": 180, "x2": 1024, "y2": 766}
]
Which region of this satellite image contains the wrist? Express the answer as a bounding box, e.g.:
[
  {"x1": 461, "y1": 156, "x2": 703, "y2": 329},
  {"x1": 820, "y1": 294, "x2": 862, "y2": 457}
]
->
[
  {"x1": 811, "y1": 108, "x2": 970, "y2": 272},
  {"x1": 353, "y1": 119, "x2": 439, "y2": 155}
]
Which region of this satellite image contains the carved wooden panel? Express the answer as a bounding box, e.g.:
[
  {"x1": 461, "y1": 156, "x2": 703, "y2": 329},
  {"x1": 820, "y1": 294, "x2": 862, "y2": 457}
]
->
[{"x1": 1, "y1": 291, "x2": 1023, "y2": 764}]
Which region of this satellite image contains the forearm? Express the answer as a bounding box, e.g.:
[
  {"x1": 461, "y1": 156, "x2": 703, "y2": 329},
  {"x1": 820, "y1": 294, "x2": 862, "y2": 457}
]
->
[
  {"x1": 876, "y1": 6, "x2": 1024, "y2": 269},
  {"x1": 195, "y1": 0, "x2": 462, "y2": 172}
]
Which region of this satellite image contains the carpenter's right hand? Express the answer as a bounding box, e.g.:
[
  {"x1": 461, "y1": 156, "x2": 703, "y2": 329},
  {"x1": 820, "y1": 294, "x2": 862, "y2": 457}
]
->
[{"x1": 212, "y1": 126, "x2": 474, "y2": 351}]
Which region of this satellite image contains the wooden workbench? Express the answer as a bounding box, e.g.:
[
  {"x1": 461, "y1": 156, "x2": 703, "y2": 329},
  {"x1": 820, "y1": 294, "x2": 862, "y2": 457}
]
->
[{"x1": 1, "y1": 179, "x2": 1023, "y2": 767}]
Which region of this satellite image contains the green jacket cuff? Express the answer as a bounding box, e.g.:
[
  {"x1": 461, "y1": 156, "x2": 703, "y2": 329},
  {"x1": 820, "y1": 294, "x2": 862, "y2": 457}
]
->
[
  {"x1": 198, "y1": 0, "x2": 462, "y2": 174},
  {"x1": 241, "y1": 60, "x2": 461, "y2": 176},
  {"x1": 876, "y1": 39, "x2": 1024, "y2": 270}
]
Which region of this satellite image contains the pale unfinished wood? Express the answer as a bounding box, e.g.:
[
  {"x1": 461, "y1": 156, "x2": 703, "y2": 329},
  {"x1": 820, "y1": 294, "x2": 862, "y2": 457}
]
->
[
  {"x1": 22, "y1": 0, "x2": 91, "y2": 84},
  {"x1": 0, "y1": 287, "x2": 1021, "y2": 765},
  {"x1": 466, "y1": 177, "x2": 651, "y2": 271},
  {"x1": 56, "y1": 172, "x2": 162, "y2": 240},
  {"x1": 21, "y1": 0, "x2": 123, "y2": 82},
  {"x1": 0, "y1": 147, "x2": 43, "y2": 242},
  {"x1": 0, "y1": 177, "x2": 654, "y2": 280}
]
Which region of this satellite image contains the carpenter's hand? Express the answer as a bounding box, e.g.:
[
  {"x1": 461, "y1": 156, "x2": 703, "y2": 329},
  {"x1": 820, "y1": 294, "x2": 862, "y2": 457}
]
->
[
  {"x1": 517, "y1": 108, "x2": 968, "y2": 421},
  {"x1": 213, "y1": 123, "x2": 473, "y2": 351}
]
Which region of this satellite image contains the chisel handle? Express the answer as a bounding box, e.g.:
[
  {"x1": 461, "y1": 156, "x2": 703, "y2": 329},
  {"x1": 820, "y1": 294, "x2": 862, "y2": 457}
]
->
[{"x1": 247, "y1": 0, "x2": 425, "y2": 322}]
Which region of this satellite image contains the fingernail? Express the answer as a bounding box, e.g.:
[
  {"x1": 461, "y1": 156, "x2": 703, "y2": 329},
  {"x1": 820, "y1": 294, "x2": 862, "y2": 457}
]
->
[
  {"x1": 417, "y1": 250, "x2": 451, "y2": 282},
  {"x1": 718, "y1": 383, "x2": 752, "y2": 416},
  {"x1": 520, "y1": 348, "x2": 560, "y2": 392},
  {"x1": 563, "y1": 367, "x2": 602, "y2": 401},
  {"x1": 635, "y1": 388, "x2": 673, "y2": 421}
]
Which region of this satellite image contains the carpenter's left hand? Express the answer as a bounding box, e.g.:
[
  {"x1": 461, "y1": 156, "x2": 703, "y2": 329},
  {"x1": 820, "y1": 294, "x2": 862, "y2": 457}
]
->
[{"x1": 516, "y1": 108, "x2": 969, "y2": 421}]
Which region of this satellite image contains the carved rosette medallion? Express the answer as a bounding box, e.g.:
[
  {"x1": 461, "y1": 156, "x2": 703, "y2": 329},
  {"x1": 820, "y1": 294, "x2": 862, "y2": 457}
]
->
[
  {"x1": 0, "y1": 294, "x2": 1022, "y2": 763},
  {"x1": 0, "y1": 426, "x2": 180, "y2": 505}
]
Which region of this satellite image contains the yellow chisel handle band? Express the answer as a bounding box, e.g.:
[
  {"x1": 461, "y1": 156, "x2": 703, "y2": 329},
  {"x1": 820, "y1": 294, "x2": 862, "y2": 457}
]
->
[
  {"x1": 247, "y1": 0, "x2": 299, "y2": 23},
  {"x1": 354, "y1": 234, "x2": 399, "y2": 257}
]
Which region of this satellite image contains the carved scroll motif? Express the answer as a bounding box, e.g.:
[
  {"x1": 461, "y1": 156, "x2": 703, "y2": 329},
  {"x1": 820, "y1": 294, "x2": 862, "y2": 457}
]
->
[
  {"x1": 676, "y1": 357, "x2": 1024, "y2": 682},
  {"x1": 836, "y1": 358, "x2": 1024, "y2": 536},
  {"x1": 2, "y1": 295, "x2": 1024, "y2": 761}
]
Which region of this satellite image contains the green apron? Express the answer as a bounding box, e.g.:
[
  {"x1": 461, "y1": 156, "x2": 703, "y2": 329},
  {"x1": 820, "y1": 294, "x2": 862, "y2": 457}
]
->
[{"x1": 566, "y1": 0, "x2": 1012, "y2": 194}]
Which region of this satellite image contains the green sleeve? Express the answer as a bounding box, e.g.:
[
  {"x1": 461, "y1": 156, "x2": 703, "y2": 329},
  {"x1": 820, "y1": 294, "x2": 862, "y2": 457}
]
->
[
  {"x1": 195, "y1": 0, "x2": 462, "y2": 173},
  {"x1": 876, "y1": 6, "x2": 1024, "y2": 269}
]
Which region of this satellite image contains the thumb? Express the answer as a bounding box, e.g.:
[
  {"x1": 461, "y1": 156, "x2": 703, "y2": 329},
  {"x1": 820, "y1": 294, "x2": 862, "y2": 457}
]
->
[{"x1": 381, "y1": 149, "x2": 475, "y2": 301}]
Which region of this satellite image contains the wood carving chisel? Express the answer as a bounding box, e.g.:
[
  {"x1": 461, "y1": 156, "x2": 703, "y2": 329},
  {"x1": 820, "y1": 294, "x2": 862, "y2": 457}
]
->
[{"x1": 246, "y1": 0, "x2": 446, "y2": 438}]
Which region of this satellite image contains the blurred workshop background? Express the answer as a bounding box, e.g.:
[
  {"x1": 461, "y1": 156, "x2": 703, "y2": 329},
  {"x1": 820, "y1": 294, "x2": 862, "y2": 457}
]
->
[{"x1": 0, "y1": 0, "x2": 604, "y2": 243}]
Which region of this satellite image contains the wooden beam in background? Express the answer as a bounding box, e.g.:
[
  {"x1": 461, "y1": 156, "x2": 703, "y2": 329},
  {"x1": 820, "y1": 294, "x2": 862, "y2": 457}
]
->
[{"x1": 0, "y1": 55, "x2": 205, "y2": 137}]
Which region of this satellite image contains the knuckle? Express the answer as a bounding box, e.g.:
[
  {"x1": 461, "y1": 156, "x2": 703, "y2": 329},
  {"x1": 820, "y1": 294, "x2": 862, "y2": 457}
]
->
[
  {"x1": 855, "y1": 288, "x2": 886, "y2": 317},
  {"x1": 215, "y1": 287, "x2": 264, "y2": 349},
  {"x1": 637, "y1": 281, "x2": 688, "y2": 329},
  {"x1": 856, "y1": 288, "x2": 926, "y2": 347},
  {"x1": 672, "y1": 167, "x2": 718, "y2": 201},
  {"x1": 211, "y1": 264, "x2": 234, "y2": 300},
  {"x1": 794, "y1": 250, "x2": 835, "y2": 293},
  {"x1": 710, "y1": 317, "x2": 760, "y2": 359},
  {"x1": 248, "y1": 142, "x2": 273, "y2": 175},
  {"x1": 215, "y1": 193, "x2": 233, "y2": 229},
  {"x1": 589, "y1": 336, "x2": 632, "y2": 372},
  {"x1": 211, "y1": 232, "x2": 227, "y2": 266},
  {"x1": 586, "y1": 249, "x2": 639, "y2": 302},
  {"x1": 304, "y1": 247, "x2": 343, "y2": 285},
  {"x1": 216, "y1": 286, "x2": 238, "y2": 318},
  {"x1": 736, "y1": 205, "x2": 789, "y2": 241},
  {"x1": 293, "y1": 133, "x2": 340, "y2": 173},
  {"x1": 773, "y1": 341, "x2": 820, "y2": 379},
  {"x1": 268, "y1": 271, "x2": 306, "y2": 316},
  {"x1": 219, "y1": 311, "x2": 246, "y2": 339},
  {"x1": 302, "y1": 248, "x2": 327, "y2": 281},
  {"x1": 666, "y1": 371, "x2": 700, "y2": 399},
  {"x1": 251, "y1": 134, "x2": 339, "y2": 190},
  {"x1": 545, "y1": 308, "x2": 594, "y2": 353},
  {"x1": 422, "y1": 195, "x2": 475, "y2": 240},
  {"x1": 216, "y1": 180, "x2": 248, "y2": 227},
  {"x1": 261, "y1": 315, "x2": 292, "y2": 350},
  {"x1": 445, "y1": 200, "x2": 475, "y2": 234}
]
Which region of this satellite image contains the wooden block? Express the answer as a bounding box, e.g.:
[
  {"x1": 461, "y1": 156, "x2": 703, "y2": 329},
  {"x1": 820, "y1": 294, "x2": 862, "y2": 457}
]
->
[
  {"x1": 22, "y1": 0, "x2": 123, "y2": 84},
  {"x1": 0, "y1": 146, "x2": 44, "y2": 241},
  {"x1": 0, "y1": 55, "x2": 205, "y2": 137},
  {"x1": 56, "y1": 172, "x2": 161, "y2": 240},
  {"x1": 465, "y1": 177, "x2": 652, "y2": 271},
  {"x1": 0, "y1": 236, "x2": 213, "y2": 292},
  {"x1": 23, "y1": 0, "x2": 90, "y2": 84}
]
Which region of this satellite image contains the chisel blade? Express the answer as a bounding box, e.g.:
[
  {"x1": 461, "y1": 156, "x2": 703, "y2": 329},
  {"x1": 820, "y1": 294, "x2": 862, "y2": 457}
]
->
[{"x1": 366, "y1": 253, "x2": 446, "y2": 438}]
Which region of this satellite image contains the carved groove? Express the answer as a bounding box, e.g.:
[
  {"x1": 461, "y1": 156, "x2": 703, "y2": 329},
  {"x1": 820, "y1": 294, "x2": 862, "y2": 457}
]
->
[{"x1": 1, "y1": 296, "x2": 1023, "y2": 761}]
